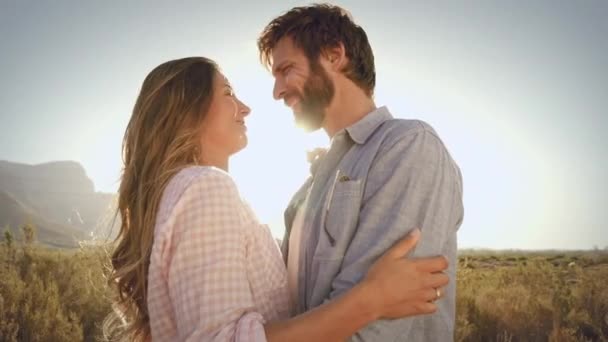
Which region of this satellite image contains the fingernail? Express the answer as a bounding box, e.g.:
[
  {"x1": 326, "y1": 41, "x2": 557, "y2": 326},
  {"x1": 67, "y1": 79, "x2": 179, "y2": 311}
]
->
[{"x1": 411, "y1": 228, "x2": 421, "y2": 237}]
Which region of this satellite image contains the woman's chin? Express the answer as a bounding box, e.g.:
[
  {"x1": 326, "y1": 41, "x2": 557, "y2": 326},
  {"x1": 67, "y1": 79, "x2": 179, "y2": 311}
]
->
[{"x1": 231, "y1": 136, "x2": 248, "y2": 155}]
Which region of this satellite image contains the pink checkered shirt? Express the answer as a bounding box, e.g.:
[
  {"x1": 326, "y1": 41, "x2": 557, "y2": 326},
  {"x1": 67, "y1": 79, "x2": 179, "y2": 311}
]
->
[{"x1": 147, "y1": 166, "x2": 291, "y2": 341}]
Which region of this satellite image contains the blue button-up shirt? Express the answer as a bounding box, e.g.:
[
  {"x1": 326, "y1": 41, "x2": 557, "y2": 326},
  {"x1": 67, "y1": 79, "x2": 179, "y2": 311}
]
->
[{"x1": 282, "y1": 106, "x2": 464, "y2": 341}]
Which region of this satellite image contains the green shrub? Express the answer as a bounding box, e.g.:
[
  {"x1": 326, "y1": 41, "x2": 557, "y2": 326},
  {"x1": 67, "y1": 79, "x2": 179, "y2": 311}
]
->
[
  {"x1": 1, "y1": 244, "x2": 606, "y2": 341},
  {"x1": 0, "y1": 243, "x2": 112, "y2": 341}
]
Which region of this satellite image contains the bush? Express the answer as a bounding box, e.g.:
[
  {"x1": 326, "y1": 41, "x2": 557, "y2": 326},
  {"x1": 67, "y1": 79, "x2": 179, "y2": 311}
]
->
[
  {"x1": 0, "y1": 243, "x2": 112, "y2": 341},
  {"x1": 456, "y1": 253, "x2": 608, "y2": 341},
  {"x1": 1, "y1": 244, "x2": 606, "y2": 341}
]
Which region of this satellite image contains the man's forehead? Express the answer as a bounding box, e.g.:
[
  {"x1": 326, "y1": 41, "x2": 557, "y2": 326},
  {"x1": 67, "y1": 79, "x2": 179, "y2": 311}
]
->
[{"x1": 271, "y1": 37, "x2": 304, "y2": 69}]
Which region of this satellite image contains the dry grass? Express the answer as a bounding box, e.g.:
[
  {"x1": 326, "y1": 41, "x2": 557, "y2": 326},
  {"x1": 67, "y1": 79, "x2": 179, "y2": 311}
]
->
[
  {"x1": 456, "y1": 250, "x2": 608, "y2": 341},
  {"x1": 1, "y1": 242, "x2": 606, "y2": 341}
]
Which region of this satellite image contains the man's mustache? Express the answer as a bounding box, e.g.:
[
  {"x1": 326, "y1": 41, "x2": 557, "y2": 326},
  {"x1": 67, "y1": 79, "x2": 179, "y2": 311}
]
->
[{"x1": 284, "y1": 92, "x2": 302, "y2": 107}]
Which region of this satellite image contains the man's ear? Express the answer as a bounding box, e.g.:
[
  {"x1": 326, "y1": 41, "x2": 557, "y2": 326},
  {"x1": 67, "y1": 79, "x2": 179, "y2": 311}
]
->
[{"x1": 321, "y1": 43, "x2": 347, "y2": 71}]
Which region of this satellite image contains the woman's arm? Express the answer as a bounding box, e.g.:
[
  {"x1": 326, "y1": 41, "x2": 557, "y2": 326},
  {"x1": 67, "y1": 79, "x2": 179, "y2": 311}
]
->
[
  {"x1": 156, "y1": 169, "x2": 446, "y2": 341},
  {"x1": 265, "y1": 229, "x2": 448, "y2": 341}
]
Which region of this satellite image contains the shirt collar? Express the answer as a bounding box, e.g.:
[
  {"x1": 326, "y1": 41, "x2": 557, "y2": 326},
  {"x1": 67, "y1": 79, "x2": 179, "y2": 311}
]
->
[{"x1": 342, "y1": 106, "x2": 393, "y2": 145}]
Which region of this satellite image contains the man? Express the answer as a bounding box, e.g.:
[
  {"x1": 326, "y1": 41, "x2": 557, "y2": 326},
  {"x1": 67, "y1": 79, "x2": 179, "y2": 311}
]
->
[{"x1": 258, "y1": 4, "x2": 464, "y2": 341}]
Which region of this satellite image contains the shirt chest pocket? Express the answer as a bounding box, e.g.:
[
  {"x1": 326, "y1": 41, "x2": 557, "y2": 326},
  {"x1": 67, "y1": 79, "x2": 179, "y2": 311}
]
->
[{"x1": 314, "y1": 178, "x2": 363, "y2": 261}]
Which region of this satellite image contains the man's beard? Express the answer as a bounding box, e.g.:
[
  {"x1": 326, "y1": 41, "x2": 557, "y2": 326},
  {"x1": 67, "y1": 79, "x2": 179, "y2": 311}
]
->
[{"x1": 293, "y1": 62, "x2": 335, "y2": 132}]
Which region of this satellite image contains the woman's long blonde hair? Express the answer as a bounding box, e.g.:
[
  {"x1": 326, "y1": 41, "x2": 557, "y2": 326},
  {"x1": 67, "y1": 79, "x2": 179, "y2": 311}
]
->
[{"x1": 105, "y1": 57, "x2": 218, "y2": 341}]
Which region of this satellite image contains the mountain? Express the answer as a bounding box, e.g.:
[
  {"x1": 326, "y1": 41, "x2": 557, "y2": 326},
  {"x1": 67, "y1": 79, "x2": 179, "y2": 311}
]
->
[
  {"x1": 0, "y1": 190, "x2": 87, "y2": 247},
  {"x1": 0, "y1": 160, "x2": 117, "y2": 247}
]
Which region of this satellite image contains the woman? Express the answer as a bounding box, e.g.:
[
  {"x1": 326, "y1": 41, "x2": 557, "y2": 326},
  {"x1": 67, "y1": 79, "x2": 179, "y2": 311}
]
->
[{"x1": 106, "y1": 57, "x2": 448, "y2": 341}]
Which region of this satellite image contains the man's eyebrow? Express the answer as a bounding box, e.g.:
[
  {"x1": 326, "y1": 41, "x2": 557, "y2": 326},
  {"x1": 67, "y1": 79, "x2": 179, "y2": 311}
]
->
[{"x1": 272, "y1": 61, "x2": 292, "y2": 75}]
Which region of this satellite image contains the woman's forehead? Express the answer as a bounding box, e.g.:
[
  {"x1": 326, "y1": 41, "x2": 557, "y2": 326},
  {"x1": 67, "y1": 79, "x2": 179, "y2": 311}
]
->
[{"x1": 215, "y1": 72, "x2": 231, "y2": 87}]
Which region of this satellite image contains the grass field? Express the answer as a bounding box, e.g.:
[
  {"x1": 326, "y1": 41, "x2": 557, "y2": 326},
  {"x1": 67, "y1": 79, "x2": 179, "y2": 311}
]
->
[
  {"x1": 456, "y1": 250, "x2": 608, "y2": 341},
  {"x1": 1, "y1": 241, "x2": 606, "y2": 341}
]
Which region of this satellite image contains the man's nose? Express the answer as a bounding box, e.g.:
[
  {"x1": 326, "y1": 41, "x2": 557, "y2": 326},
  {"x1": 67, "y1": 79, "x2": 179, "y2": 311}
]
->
[{"x1": 273, "y1": 78, "x2": 286, "y2": 100}]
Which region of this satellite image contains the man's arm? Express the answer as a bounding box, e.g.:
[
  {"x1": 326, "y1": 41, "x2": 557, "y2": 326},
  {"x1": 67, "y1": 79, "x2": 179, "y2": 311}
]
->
[{"x1": 326, "y1": 125, "x2": 464, "y2": 341}]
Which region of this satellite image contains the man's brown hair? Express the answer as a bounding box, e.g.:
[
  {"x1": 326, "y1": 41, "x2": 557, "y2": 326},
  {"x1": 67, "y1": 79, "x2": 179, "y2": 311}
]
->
[{"x1": 258, "y1": 3, "x2": 376, "y2": 96}]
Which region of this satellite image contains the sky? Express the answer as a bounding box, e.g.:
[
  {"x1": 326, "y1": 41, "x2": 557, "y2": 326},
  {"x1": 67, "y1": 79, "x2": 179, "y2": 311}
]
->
[{"x1": 1, "y1": 0, "x2": 606, "y2": 250}]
